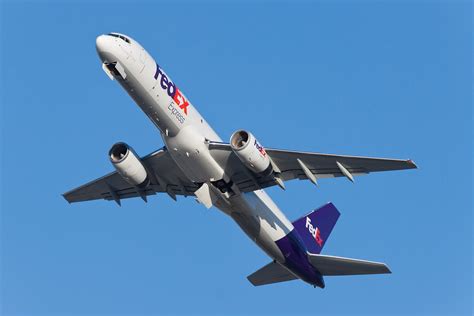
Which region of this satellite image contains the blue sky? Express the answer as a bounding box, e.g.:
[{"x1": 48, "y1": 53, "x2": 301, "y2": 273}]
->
[{"x1": 1, "y1": 1, "x2": 472, "y2": 315}]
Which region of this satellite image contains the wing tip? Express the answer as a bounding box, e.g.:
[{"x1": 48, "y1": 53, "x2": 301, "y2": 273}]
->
[
  {"x1": 382, "y1": 264, "x2": 392, "y2": 274},
  {"x1": 62, "y1": 193, "x2": 73, "y2": 204},
  {"x1": 246, "y1": 276, "x2": 259, "y2": 287},
  {"x1": 407, "y1": 159, "x2": 418, "y2": 169}
]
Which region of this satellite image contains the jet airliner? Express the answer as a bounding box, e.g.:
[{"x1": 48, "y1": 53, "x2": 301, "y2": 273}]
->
[{"x1": 63, "y1": 33, "x2": 417, "y2": 288}]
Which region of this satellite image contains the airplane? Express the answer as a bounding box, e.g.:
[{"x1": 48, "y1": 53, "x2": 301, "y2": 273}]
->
[{"x1": 63, "y1": 33, "x2": 417, "y2": 288}]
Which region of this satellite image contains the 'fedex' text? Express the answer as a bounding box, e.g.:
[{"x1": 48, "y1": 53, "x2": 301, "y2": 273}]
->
[
  {"x1": 306, "y1": 217, "x2": 324, "y2": 247},
  {"x1": 154, "y1": 63, "x2": 190, "y2": 119}
]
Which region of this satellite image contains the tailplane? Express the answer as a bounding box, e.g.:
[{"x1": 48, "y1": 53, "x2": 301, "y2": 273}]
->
[
  {"x1": 292, "y1": 202, "x2": 340, "y2": 254},
  {"x1": 247, "y1": 261, "x2": 297, "y2": 286},
  {"x1": 308, "y1": 253, "x2": 391, "y2": 276},
  {"x1": 247, "y1": 203, "x2": 391, "y2": 287}
]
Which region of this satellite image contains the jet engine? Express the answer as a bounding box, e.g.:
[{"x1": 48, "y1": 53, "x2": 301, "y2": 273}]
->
[
  {"x1": 230, "y1": 130, "x2": 273, "y2": 176},
  {"x1": 109, "y1": 142, "x2": 149, "y2": 187}
]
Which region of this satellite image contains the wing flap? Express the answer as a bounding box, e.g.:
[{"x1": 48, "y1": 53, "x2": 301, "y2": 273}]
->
[
  {"x1": 247, "y1": 261, "x2": 297, "y2": 286},
  {"x1": 308, "y1": 253, "x2": 391, "y2": 276}
]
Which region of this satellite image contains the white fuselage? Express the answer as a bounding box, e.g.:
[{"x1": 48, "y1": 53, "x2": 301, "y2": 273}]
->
[{"x1": 96, "y1": 34, "x2": 294, "y2": 263}]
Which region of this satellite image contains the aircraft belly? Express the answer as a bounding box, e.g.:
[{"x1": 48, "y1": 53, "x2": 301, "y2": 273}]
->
[
  {"x1": 164, "y1": 126, "x2": 225, "y2": 183},
  {"x1": 223, "y1": 190, "x2": 294, "y2": 262}
]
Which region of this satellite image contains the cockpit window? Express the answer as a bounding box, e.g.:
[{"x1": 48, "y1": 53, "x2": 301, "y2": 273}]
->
[{"x1": 107, "y1": 33, "x2": 130, "y2": 44}]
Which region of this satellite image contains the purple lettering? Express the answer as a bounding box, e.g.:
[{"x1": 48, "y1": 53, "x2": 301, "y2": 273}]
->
[
  {"x1": 167, "y1": 82, "x2": 176, "y2": 98},
  {"x1": 160, "y1": 75, "x2": 169, "y2": 90},
  {"x1": 154, "y1": 63, "x2": 162, "y2": 80}
]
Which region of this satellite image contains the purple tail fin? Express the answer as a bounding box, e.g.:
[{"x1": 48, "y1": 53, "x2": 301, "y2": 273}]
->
[{"x1": 292, "y1": 202, "x2": 340, "y2": 254}]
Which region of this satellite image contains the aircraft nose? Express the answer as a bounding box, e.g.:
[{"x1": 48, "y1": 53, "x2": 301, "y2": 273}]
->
[
  {"x1": 96, "y1": 34, "x2": 116, "y2": 63},
  {"x1": 95, "y1": 35, "x2": 106, "y2": 51}
]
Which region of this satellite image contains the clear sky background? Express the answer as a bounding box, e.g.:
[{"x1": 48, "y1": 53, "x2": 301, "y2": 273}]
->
[{"x1": 1, "y1": 1, "x2": 472, "y2": 315}]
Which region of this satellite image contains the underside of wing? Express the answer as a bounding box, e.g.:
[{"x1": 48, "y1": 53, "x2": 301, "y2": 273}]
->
[
  {"x1": 266, "y1": 147, "x2": 417, "y2": 180},
  {"x1": 208, "y1": 141, "x2": 417, "y2": 193},
  {"x1": 63, "y1": 147, "x2": 199, "y2": 204}
]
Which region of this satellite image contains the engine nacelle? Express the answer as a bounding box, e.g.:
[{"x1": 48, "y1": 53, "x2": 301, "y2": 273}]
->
[
  {"x1": 230, "y1": 130, "x2": 273, "y2": 176},
  {"x1": 109, "y1": 142, "x2": 149, "y2": 187}
]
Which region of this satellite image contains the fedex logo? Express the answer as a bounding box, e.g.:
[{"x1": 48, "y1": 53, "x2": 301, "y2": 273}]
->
[
  {"x1": 306, "y1": 217, "x2": 323, "y2": 247},
  {"x1": 154, "y1": 63, "x2": 189, "y2": 115},
  {"x1": 254, "y1": 140, "x2": 266, "y2": 157}
]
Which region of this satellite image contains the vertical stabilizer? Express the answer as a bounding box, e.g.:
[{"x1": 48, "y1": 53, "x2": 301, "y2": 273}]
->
[{"x1": 292, "y1": 203, "x2": 340, "y2": 254}]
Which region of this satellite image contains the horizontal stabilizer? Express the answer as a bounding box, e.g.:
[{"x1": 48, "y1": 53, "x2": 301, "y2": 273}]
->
[
  {"x1": 247, "y1": 261, "x2": 297, "y2": 286},
  {"x1": 308, "y1": 253, "x2": 391, "y2": 276}
]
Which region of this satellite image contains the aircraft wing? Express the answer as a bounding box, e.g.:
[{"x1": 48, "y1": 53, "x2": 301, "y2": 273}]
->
[
  {"x1": 208, "y1": 142, "x2": 417, "y2": 192},
  {"x1": 63, "y1": 147, "x2": 199, "y2": 205}
]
